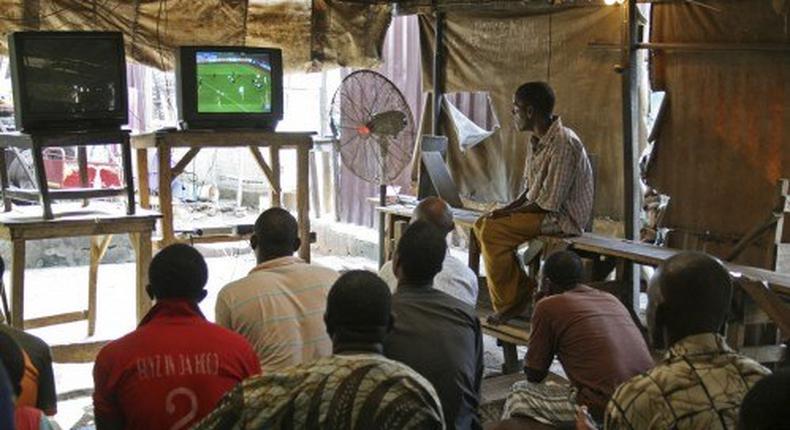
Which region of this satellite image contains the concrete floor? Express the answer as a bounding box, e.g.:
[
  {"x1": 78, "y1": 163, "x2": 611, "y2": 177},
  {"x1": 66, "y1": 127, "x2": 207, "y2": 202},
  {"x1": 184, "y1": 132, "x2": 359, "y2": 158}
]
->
[{"x1": 18, "y1": 243, "x2": 523, "y2": 429}]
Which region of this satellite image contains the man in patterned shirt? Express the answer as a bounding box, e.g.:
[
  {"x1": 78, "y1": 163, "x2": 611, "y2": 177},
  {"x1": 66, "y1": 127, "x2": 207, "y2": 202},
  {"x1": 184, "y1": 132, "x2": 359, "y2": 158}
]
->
[
  {"x1": 194, "y1": 270, "x2": 445, "y2": 430},
  {"x1": 604, "y1": 252, "x2": 770, "y2": 430},
  {"x1": 473, "y1": 81, "x2": 593, "y2": 324}
]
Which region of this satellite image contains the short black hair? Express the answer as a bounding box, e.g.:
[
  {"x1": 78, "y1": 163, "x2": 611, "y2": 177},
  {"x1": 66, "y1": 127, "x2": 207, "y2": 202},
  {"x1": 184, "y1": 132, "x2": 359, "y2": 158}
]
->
[
  {"x1": 738, "y1": 371, "x2": 790, "y2": 430},
  {"x1": 544, "y1": 250, "x2": 583, "y2": 290},
  {"x1": 149, "y1": 244, "x2": 208, "y2": 300},
  {"x1": 253, "y1": 207, "x2": 299, "y2": 254},
  {"x1": 325, "y1": 271, "x2": 391, "y2": 343},
  {"x1": 657, "y1": 252, "x2": 733, "y2": 333},
  {"x1": 396, "y1": 220, "x2": 447, "y2": 284},
  {"x1": 515, "y1": 81, "x2": 556, "y2": 117},
  {"x1": 0, "y1": 331, "x2": 24, "y2": 396}
]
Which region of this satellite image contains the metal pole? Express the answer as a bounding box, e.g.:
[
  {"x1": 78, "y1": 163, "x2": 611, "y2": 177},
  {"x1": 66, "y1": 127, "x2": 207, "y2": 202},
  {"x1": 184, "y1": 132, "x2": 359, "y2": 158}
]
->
[{"x1": 432, "y1": 10, "x2": 445, "y2": 135}]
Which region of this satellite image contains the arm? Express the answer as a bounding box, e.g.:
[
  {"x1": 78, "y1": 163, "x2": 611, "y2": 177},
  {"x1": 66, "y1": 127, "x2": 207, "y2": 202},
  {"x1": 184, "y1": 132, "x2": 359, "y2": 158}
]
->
[
  {"x1": 489, "y1": 190, "x2": 530, "y2": 219},
  {"x1": 522, "y1": 303, "x2": 555, "y2": 383},
  {"x1": 215, "y1": 293, "x2": 232, "y2": 328}
]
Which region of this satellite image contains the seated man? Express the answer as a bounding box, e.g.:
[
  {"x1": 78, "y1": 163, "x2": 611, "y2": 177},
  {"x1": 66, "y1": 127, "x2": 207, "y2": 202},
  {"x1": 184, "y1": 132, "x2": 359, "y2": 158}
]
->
[
  {"x1": 604, "y1": 252, "x2": 771, "y2": 429},
  {"x1": 194, "y1": 270, "x2": 445, "y2": 430},
  {"x1": 93, "y1": 244, "x2": 260, "y2": 430},
  {"x1": 738, "y1": 370, "x2": 790, "y2": 430},
  {"x1": 473, "y1": 81, "x2": 593, "y2": 324},
  {"x1": 0, "y1": 331, "x2": 55, "y2": 430},
  {"x1": 0, "y1": 323, "x2": 57, "y2": 416},
  {"x1": 499, "y1": 251, "x2": 652, "y2": 427},
  {"x1": 216, "y1": 207, "x2": 339, "y2": 369},
  {"x1": 384, "y1": 220, "x2": 483, "y2": 429},
  {"x1": 379, "y1": 196, "x2": 478, "y2": 306}
]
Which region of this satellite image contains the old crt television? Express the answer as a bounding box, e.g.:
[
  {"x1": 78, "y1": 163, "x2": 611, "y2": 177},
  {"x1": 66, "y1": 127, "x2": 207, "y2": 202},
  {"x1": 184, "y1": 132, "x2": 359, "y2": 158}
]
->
[
  {"x1": 176, "y1": 46, "x2": 283, "y2": 130},
  {"x1": 8, "y1": 31, "x2": 128, "y2": 131}
]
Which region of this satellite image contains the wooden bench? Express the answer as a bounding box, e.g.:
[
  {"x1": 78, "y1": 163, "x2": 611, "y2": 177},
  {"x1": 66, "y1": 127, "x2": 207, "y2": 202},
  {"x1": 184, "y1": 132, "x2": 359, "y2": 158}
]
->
[{"x1": 376, "y1": 203, "x2": 790, "y2": 372}]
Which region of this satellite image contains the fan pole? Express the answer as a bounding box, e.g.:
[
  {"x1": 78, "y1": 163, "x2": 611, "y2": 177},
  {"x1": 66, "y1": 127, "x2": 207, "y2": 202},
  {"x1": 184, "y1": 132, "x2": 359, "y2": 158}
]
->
[{"x1": 378, "y1": 183, "x2": 387, "y2": 268}]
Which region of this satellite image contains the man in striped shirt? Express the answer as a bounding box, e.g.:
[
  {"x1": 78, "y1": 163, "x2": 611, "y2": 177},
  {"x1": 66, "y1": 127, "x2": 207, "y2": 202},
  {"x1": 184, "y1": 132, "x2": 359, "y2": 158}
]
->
[{"x1": 216, "y1": 208, "x2": 339, "y2": 370}]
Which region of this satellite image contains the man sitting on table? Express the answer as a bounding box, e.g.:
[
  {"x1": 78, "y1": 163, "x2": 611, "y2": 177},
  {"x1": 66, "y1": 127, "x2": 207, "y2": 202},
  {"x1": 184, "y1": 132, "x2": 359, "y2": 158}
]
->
[
  {"x1": 379, "y1": 196, "x2": 479, "y2": 307},
  {"x1": 473, "y1": 81, "x2": 593, "y2": 324},
  {"x1": 493, "y1": 250, "x2": 652, "y2": 429},
  {"x1": 93, "y1": 244, "x2": 260, "y2": 430},
  {"x1": 216, "y1": 207, "x2": 339, "y2": 370}
]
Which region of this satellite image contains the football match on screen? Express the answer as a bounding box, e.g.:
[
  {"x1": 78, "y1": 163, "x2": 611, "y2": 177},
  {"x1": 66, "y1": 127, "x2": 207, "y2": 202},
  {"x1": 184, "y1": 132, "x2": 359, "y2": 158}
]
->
[{"x1": 196, "y1": 51, "x2": 272, "y2": 114}]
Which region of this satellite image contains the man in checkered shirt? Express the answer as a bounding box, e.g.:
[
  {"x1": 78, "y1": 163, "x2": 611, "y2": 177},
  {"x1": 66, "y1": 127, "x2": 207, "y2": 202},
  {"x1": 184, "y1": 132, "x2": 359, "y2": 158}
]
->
[
  {"x1": 602, "y1": 252, "x2": 770, "y2": 430},
  {"x1": 473, "y1": 81, "x2": 593, "y2": 324}
]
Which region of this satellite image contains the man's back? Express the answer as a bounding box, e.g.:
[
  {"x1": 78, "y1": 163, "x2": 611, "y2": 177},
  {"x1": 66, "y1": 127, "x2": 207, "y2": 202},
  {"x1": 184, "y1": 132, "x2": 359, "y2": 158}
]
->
[
  {"x1": 216, "y1": 256, "x2": 339, "y2": 370},
  {"x1": 93, "y1": 300, "x2": 260, "y2": 430},
  {"x1": 193, "y1": 353, "x2": 445, "y2": 429},
  {"x1": 527, "y1": 286, "x2": 653, "y2": 416},
  {"x1": 379, "y1": 254, "x2": 479, "y2": 307},
  {"x1": 605, "y1": 333, "x2": 770, "y2": 430},
  {"x1": 385, "y1": 285, "x2": 483, "y2": 429}
]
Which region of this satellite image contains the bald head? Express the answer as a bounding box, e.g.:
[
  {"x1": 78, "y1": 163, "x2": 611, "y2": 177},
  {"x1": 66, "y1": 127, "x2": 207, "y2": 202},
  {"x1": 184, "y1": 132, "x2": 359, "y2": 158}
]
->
[
  {"x1": 649, "y1": 251, "x2": 732, "y2": 344},
  {"x1": 412, "y1": 197, "x2": 454, "y2": 235}
]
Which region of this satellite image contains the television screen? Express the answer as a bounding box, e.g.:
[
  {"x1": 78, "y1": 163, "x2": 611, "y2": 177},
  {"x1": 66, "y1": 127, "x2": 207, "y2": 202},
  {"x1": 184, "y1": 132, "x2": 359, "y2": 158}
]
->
[
  {"x1": 176, "y1": 46, "x2": 283, "y2": 130},
  {"x1": 9, "y1": 31, "x2": 128, "y2": 131},
  {"x1": 196, "y1": 51, "x2": 272, "y2": 114}
]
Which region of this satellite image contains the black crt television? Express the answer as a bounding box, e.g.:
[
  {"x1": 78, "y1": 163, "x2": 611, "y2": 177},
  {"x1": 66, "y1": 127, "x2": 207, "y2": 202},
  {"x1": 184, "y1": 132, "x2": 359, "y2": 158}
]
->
[
  {"x1": 176, "y1": 46, "x2": 284, "y2": 130},
  {"x1": 8, "y1": 31, "x2": 128, "y2": 131}
]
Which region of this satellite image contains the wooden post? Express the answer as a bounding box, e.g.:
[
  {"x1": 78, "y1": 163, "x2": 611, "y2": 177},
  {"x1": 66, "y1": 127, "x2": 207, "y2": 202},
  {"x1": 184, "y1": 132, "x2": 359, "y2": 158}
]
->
[
  {"x1": 136, "y1": 148, "x2": 150, "y2": 209},
  {"x1": 157, "y1": 144, "x2": 174, "y2": 245},
  {"x1": 0, "y1": 149, "x2": 11, "y2": 212},
  {"x1": 11, "y1": 240, "x2": 24, "y2": 328},
  {"x1": 269, "y1": 145, "x2": 281, "y2": 208},
  {"x1": 88, "y1": 235, "x2": 113, "y2": 336},
  {"x1": 309, "y1": 150, "x2": 321, "y2": 218},
  {"x1": 132, "y1": 231, "x2": 153, "y2": 322},
  {"x1": 296, "y1": 145, "x2": 311, "y2": 262},
  {"x1": 620, "y1": 0, "x2": 641, "y2": 312},
  {"x1": 320, "y1": 151, "x2": 333, "y2": 215}
]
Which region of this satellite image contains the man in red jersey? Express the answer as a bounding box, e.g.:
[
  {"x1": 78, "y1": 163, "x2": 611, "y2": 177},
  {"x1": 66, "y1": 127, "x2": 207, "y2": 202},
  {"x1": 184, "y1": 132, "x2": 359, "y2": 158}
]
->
[{"x1": 93, "y1": 244, "x2": 260, "y2": 430}]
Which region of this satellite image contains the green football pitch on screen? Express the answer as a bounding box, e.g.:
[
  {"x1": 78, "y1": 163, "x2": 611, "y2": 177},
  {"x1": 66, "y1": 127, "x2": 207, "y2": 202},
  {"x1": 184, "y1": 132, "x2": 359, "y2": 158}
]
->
[{"x1": 197, "y1": 61, "x2": 272, "y2": 113}]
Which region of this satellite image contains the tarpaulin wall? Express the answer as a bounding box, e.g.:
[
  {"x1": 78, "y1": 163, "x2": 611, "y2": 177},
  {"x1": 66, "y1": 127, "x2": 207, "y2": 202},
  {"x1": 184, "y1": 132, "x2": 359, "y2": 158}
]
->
[
  {"x1": 647, "y1": 0, "x2": 790, "y2": 266},
  {"x1": 419, "y1": 6, "x2": 625, "y2": 219},
  {"x1": 0, "y1": 0, "x2": 391, "y2": 71}
]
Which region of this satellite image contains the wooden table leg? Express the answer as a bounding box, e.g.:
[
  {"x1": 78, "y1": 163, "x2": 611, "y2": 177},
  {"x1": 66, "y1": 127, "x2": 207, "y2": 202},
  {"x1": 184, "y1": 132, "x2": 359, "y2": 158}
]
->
[
  {"x1": 136, "y1": 148, "x2": 150, "y2": 209},
  {"x1": 11, "y1": 240, "x2": 25, "y2": 328},
  {"x1": 121, "y1": 133, "x2": 136, "y2": 215},
  {"x1": 0, "y1": 149, "x2": 11, "y2": 212},
  {"x1": 296, "y1": 145, "x2": 310, "y2": 262},
  {"x1": 500, "y1": 341, "x2": 520, "y2": 374},
  {"x1": 31, "y1": 140, "x2": 53, "y2": 219},
  {"x1": 131, "y1": 231, "x2": 153, "y2": 322},
  {"x1": 269, "y1": 146, "x2": 281, "y2": 207},
  {"x1": 78, "y1": 146, "x2": 89, "y2": 207},
  {"x1": 88, "y1": 235, "x2": 113, "y2": 336},
  {"x1": 158, "y1": 146, "x2": 174, "y2": 246},
  {"x1": 469, "y1": 229, "x2": 481, "y2": 277}
]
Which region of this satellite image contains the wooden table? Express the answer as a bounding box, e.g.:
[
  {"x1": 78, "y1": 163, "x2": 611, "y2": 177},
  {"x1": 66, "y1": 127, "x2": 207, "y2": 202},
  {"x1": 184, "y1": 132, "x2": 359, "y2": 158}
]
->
[
  {"x1": 0, "y1": 129, "x2": 136, "y2": 219},
  {"x1": 0, "y1": 204, "x2": 159, "y2": 335},
  {"x1": 131, "y1": 130, "x2": 314, "y2": 262}
]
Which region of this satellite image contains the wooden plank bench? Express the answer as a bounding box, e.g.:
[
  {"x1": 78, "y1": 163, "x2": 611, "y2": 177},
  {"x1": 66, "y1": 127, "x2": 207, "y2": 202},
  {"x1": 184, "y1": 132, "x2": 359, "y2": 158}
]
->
[{"x1": 376, "y1": 202, "x2": 790, "y2": 372}]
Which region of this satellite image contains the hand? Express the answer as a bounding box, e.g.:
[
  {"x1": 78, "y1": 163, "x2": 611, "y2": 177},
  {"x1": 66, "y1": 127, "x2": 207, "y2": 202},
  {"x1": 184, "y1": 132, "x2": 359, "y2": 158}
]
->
[
  {"x1": 575, "y1": 406, "x2": 598, "y2": 430},
  {"x1": 488, "y1": 208, "x2": 510, "y2": 219}
]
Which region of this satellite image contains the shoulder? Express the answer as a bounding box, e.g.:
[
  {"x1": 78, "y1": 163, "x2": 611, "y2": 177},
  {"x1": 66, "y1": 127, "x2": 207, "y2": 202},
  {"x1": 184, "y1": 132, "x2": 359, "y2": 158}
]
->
[
  {"x1": 304, "y1": 263, "x2": 340, "y2": 280},
  {"x1": 607, "y1": 369, "x2": 665, "y2": 423}
]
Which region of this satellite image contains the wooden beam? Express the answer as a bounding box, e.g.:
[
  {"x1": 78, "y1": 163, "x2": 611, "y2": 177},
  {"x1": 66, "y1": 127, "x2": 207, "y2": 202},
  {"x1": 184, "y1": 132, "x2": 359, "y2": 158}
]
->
[
  {"x1": 297, "y1": 146, "x2": 311, "y2": 262},
  {"x1": 248, "y1": 147, "x2": 281, "y2": 196},
  {"x1": 24, "y1": 311, "x2": 88, "y2": 330},
  {"x1": 737, "y1": 279, "x2": 790, "y2": 341},
  {"x1": 620, "y1": 0, "x2": 641, "y2": 311},
  {"x1": 88, "y1": 235, "x2": 113, "y2": 336},
  {"x1": 136, "y1": 148, "x2": 150, "y2": 209},
  {"x1": 170, "y1": 147, "x2": 201, "y2": 179},
  {"x1": 432, "y1": 10, "x2": 445, "y2": 134},
  {"x1": 158, "y1": 146, "x2": 174, "y2": 245},
  {"x1": 11, "y1": 240, "x2": 24, "y2": 328},
  {"x1": 269, "y1": 146, "x2": 282, "y2": 207},
  {"x1": 51, "y1": 340, "x2": 109, "y2": 363}
]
